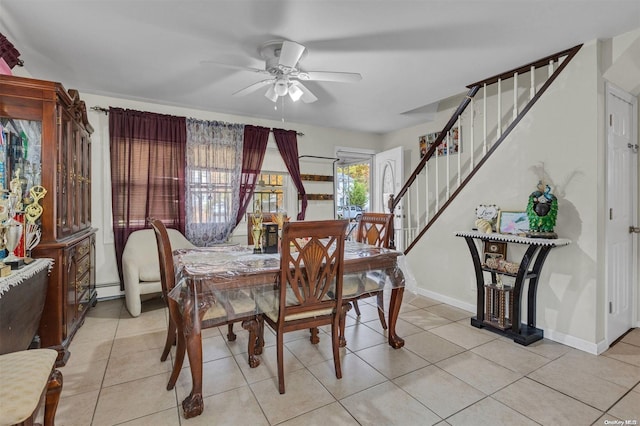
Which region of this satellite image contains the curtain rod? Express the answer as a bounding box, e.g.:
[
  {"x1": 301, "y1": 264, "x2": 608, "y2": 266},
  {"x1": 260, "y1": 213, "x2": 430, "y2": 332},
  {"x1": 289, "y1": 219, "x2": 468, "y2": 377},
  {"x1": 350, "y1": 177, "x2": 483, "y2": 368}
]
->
[
  {"x1": 298, "y1": 155, "x2": 338, "y2": 161},
  {"x1": 90, "y1": 106, "x2": 304, "y2": 136}
]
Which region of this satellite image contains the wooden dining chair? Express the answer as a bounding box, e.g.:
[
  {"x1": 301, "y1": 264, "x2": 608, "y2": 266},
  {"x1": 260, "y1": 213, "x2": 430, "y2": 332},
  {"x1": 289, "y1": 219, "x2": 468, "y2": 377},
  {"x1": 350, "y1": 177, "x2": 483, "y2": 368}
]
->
[
  {"x1": 149, "y1": 218, "x2": 262, "y2": 390},
  {"x1": 256, "y1": 219, "x2": 348, "y2": 394},
  {"x1": 341, "y1": 213, "x2": 394, "y2": 345}
]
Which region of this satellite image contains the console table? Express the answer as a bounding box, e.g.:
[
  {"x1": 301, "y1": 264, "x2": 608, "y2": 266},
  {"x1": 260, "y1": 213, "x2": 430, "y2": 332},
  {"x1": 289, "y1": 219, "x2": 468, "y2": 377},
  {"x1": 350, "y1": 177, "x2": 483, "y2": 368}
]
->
[{"x1": 456, "y1": 231, "x2": 570, "y2": 345}]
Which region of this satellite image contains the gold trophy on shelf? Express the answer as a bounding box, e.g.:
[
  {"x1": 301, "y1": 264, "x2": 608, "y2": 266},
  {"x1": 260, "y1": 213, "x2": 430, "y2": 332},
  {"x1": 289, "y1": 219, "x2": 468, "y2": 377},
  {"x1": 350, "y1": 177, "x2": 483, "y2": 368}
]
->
[{"x1": 252, "y1": 200, "x2": 263, "y2": 254}]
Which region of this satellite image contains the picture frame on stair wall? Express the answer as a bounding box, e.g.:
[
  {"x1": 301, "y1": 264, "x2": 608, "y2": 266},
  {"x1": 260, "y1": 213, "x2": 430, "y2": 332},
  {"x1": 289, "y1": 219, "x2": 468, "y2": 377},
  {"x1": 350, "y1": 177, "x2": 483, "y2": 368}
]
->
[{"x1": 419, "y1": 127, "x2": 460, "y2": 158}]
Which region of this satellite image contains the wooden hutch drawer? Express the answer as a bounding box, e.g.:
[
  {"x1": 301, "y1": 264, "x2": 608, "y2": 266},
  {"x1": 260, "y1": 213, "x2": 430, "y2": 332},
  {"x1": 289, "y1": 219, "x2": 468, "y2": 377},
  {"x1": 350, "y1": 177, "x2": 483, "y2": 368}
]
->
[
  {"x1": 77, "y1": 255, "x2": 91, "y2": 277},
  {"x1": 75, "y1": 238, "x2": 91, "y2": 259}
]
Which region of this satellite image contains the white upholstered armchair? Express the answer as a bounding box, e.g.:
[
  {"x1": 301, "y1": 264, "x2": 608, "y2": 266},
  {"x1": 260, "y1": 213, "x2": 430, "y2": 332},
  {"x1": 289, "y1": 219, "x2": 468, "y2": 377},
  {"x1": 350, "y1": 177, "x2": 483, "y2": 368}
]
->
[{"x1": 122, "y1": 228, "x2": 195, "y2": 317}]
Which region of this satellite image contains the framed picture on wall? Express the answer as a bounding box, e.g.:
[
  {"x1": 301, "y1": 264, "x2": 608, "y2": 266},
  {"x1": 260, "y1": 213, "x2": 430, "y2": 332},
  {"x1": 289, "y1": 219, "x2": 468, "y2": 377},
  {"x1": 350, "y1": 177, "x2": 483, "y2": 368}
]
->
[{"x1": 418, "y1": 127, "x2": 460, "y2": 158}]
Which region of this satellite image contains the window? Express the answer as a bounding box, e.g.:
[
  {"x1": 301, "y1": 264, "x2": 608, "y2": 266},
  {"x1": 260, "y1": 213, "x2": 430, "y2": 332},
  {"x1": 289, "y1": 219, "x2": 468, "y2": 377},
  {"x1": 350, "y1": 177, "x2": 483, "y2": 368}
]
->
[
  {"x1": 187, "y1": 164, "x2": 234, "y2": 224},
  {"x1": 251, "y1": 172, "x2": 287, "y2": 213}
]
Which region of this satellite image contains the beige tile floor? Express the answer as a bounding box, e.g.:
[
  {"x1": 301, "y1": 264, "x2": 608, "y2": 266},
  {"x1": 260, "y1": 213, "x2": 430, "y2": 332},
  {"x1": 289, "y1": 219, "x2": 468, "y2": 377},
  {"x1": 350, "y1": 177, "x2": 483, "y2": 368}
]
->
[{"x1": 53, "y1": 295, "x2": 640, "y2": 426}]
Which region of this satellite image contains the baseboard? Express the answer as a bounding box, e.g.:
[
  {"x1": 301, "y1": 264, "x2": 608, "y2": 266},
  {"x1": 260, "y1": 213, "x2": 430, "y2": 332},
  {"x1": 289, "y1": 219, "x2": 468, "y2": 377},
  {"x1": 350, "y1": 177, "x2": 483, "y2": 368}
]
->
[
  {"x1": 412, "y1": 287, "x2": 476, "y2": 314},
  {"x1": 413, "y1": 287, "x2": 602, "y2": 354},
  {"x1": 543, "y1": 329, "x2": 601, "y2": 355},
  {"x1": 96, "y1": 282, "x2": 123, "y2": 300}
]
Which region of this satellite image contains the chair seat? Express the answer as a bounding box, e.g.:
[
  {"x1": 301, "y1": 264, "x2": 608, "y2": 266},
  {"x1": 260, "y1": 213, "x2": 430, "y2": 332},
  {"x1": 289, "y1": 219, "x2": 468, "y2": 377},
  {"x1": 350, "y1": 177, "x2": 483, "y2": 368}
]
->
[
  {"x1": 256, "y1": 288, "x2": 333, "y2": 322},
  {"x1": 203, "y1": 290, "x2": 256, "y2": 321},
  {"x1": 0, "y1": 349, "x2": 57, "y2": 425},
  {"x1": 343, "y1": 272, "x2": 385, "y2": 297}
]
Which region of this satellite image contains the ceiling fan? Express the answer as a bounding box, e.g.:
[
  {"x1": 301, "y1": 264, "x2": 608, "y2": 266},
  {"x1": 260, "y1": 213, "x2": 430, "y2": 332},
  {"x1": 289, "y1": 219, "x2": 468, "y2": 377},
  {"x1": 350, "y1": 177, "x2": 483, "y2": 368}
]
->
[{"x1": 207, "y1": 40, "x2": 362, "y2": 103}]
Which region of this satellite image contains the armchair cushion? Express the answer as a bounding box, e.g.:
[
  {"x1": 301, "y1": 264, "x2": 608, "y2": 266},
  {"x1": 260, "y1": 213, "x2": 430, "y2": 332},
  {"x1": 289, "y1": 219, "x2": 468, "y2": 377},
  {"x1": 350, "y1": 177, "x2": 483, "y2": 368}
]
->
[{"x1": 123, "y1": 228, "x2": 195, "y2": 317}]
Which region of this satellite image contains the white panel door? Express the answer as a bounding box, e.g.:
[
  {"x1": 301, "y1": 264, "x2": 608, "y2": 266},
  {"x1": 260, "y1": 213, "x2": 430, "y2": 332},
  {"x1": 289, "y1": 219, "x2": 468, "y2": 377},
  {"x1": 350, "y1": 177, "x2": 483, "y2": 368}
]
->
[
  {"x1": 606, "y1": 83, "x2": 638, "y2": 345},
  {"x1": 374, "y1": 147, "x2": 404, "y2": 250}
]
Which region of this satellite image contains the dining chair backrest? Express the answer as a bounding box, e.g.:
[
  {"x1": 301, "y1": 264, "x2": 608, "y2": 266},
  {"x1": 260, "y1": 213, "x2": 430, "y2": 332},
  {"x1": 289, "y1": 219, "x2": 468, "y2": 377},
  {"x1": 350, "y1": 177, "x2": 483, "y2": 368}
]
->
[
  {"x1": 149, "y1": 218, "x2": 177, "y2": 298},
  {"x1": 355, "y1": 213, "x2": 393, "y2": 248},
  {"x1": 278, "y1": 220, "x2": 349, "y2": 322}
]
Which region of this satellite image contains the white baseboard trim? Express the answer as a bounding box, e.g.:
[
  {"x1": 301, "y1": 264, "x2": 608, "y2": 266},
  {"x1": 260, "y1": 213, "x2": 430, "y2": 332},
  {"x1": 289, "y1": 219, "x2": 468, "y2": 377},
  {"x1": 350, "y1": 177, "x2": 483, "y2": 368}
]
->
[
  {"x1": 413, "y1": 287, "x2": 602, "y2": 354},
  {"x1": 543, "y1": 329, "x2": 600, "y2": 355},
  {"x1": 96, "y1": 282, "x2": 123, "y2": 300},
  {"x1": 412, "y1": 287, "x2": 476, "y2": 314}
]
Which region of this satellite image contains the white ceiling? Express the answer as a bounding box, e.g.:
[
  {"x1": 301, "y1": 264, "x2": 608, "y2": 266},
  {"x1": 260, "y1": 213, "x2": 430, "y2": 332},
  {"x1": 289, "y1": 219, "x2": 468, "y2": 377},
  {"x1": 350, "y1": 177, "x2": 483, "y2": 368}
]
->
[{"x1": 1, "y1": 1, "x2": 639, "y2": 134}]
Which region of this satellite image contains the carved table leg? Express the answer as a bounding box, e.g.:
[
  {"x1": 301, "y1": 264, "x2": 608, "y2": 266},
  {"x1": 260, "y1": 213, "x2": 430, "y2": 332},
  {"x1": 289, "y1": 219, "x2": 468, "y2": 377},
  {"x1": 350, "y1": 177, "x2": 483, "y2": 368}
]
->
[
  {"x1": 387, "y1": 271, "x2": 405, "y2": 349},
  {"x1": 242, "y1": 318, "x2": 261, "y2": 368},
  {"x1": 181, "y1": 289, "x2": 204, "y2": 419}
]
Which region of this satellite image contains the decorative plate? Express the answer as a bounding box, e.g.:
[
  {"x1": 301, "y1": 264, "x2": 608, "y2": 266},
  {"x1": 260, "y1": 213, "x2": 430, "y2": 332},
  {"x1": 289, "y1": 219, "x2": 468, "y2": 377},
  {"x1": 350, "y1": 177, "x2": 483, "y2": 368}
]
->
[{"x1": 475, "y1": 204, "x2": 499, "y2": 222}]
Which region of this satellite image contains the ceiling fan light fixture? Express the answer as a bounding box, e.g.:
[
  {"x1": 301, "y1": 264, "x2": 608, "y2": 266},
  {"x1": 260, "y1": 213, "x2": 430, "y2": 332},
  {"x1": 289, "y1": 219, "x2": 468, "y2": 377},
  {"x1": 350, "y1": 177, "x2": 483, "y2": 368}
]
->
[
  {"x1": 274, "y1": 79, "x2": 289, "y2": 97},
  {"x1": 265, "y1": 85, "x2": 277, "y2": 102},
  {"x1": 288, "y1": 84, "x2": 303, "y2": 102}
]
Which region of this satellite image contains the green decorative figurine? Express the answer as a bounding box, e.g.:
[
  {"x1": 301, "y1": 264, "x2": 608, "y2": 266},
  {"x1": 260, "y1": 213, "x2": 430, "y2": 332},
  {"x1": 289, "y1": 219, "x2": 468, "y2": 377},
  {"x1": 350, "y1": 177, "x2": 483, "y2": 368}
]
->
[{"x1": 526, "y1": 181, "x2": 558, "y2": 239}]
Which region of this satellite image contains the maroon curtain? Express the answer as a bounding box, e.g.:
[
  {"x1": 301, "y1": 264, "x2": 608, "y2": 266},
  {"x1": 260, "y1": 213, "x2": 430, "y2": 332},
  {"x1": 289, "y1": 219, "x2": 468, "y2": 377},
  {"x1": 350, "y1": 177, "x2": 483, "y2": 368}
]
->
[
  {"x1": 109, "y1": 108, "x2": 186, "y2": 288},
  {"x1": 236, "y1": 125, "x2": 270, "y2": 225},
  {"x1": 0, "y1": 33, "x2": 22, "y2": 69},
  {"x1": 273, "y1": 128, "x2": 307, "y2": 220}
]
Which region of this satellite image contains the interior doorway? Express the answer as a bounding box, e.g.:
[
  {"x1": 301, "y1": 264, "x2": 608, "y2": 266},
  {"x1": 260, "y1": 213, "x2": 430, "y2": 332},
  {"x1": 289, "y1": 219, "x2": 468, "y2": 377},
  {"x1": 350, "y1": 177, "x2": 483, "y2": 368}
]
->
[
  {"x1": 605, "y1": 82, "x2": 639, "y2": 346},
  {"x1": 335, "y1": 148, "x2": 374, "y2": 238}
]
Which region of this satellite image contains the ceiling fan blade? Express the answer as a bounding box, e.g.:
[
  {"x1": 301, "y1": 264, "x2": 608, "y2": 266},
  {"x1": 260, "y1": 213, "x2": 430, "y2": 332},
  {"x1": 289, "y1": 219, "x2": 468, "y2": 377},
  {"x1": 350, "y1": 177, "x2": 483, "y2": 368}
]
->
[
  {"x1": 201, "y1": 60, "x2": 270, "y2": 75},
  {"x1": 278, "y1": 41, "x2": 306, "y2": 69},
  {"x1": 291, "y1": 81, "x2": 318, "y2": 103},
  {"x1": 233, "y1": 79, "x2": 273, "y2": 96},
  {"x1": 298, "y1": 71, "x2": 362, "y2": 83}
]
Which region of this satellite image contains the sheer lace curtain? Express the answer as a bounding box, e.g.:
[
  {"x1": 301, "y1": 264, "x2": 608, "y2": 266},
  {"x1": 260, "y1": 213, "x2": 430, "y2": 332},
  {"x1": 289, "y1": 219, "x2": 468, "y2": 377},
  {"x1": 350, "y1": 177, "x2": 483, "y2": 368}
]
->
[{"x1": 186, "y1": 119, "x2": 244, "y2": 246}]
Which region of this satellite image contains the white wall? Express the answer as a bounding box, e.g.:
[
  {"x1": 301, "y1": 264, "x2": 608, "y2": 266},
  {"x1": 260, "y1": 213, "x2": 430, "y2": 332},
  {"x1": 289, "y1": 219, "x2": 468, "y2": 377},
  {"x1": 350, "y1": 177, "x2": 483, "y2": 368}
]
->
[
  {"x1": 381, "y1": 35, "x2": 640, "y2": 354},
  {"x1": 81, "y1": 93, "x2": 384, "y2": 296}
]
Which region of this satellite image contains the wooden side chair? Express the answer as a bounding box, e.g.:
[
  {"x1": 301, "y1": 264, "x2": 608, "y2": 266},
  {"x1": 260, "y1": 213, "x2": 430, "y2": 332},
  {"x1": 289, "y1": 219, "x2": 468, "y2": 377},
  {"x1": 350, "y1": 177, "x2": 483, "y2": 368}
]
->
[
  {"x1": 149, "y1": 218, "x2": 262, "y2": 391},
  {"x1": 341, "y1": 213, "x2": 394, "y2": 345},
  {"x1": 256, "y1": 220, "x2": 348, "y2": 394},
  {"x1": 0, "y1": 348, "x2": 62, "y2": 426}
]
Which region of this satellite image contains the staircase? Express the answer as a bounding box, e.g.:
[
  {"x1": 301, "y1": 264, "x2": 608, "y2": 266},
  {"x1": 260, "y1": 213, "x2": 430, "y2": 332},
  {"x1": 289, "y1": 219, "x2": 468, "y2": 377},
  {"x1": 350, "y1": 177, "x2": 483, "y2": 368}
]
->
[{"x1": 389, "y1": 45, "x2": 583, "y2": 253}]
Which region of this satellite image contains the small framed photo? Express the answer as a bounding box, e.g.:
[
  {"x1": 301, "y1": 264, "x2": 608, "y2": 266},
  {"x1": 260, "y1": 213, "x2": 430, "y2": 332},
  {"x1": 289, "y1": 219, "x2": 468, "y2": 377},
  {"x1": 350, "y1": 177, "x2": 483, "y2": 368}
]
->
[
  {"x1": 497, "y1": 211, "x2": 529, "y2": 235},
  {"x1": 418, "y1": 127, "x2": 460, "y2": 158},
  {"x1": 483, "y1": 241, "x2": 507, "y2": 264}
]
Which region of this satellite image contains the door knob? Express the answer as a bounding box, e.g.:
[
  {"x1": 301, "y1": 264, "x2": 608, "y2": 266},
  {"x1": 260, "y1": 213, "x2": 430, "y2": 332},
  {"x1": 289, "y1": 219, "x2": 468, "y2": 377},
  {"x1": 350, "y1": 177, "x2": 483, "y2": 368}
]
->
[{"x1": 630, "y1": 226, "x2": 640, "y2": 234}]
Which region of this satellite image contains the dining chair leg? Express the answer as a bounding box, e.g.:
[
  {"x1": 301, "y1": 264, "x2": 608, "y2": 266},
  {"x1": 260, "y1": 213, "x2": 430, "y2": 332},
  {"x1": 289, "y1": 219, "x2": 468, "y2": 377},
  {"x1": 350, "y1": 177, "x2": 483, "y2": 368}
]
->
[
  {"x1": 331, "y1": 319, "x2": 342, "y2": 379},
  {"x1": 376, "y1": 292, "x2": 388, "y2": 330},
  {"x1": 255, "y1": 316, "x2": 265, "y2": 355},
  {"x1": 309, "y1": 327, "x2": 320, "y2": 344},
  {"x1": 339, "y1": 302, "x2": 352, "y2": 347},
  {"x1": 44, "y1": 368, "x2": 63, "y2": 426},
  {"x1": 352, "y1": 300, "x2": 362, "y2": 316},
  {"x1": 161, "y1": 319, "x2": 176, "y2": 362},
  {"x1": 167, "y1": 329, "x2": 186, "y2": 390},
  {"x1": 227, "y1": 323, "x2": 236, "y2": 341},
  {"x1": 277, "y1": 332, "x2": 285, "y2": 394}
]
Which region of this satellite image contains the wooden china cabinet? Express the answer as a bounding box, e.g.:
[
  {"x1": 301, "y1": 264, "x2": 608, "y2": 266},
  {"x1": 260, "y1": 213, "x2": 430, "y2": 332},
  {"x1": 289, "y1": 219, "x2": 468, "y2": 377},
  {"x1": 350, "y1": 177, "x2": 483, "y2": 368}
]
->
[{"x1": 0, "y1": 75, "x2": 96, "y2": 365}]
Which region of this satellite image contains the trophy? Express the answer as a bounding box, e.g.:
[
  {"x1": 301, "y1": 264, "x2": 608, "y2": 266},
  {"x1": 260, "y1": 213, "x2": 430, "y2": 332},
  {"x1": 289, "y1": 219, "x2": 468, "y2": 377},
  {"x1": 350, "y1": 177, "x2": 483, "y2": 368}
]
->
[
  {"x1": 3, "y1": 193, "x2": 23, "y2": 264},
  {"x1": 252, "y1": 201, "x2": 263, "y2": 253}
]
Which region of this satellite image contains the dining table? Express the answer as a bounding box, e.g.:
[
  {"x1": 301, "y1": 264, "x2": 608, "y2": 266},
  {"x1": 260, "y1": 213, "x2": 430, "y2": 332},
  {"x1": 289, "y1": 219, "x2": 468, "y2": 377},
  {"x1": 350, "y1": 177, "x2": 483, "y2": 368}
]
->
[{"x1": 168, "y1": 241, "x2": 414, "y2": 418}]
